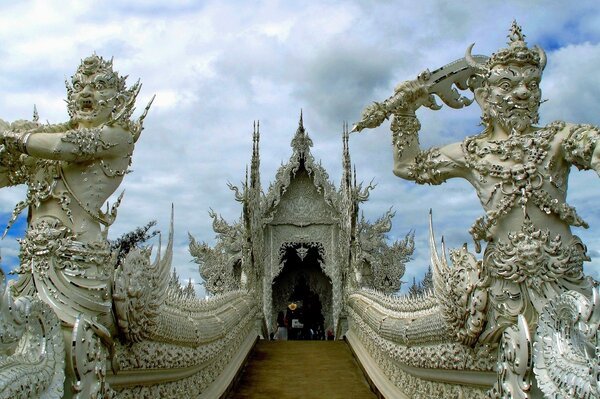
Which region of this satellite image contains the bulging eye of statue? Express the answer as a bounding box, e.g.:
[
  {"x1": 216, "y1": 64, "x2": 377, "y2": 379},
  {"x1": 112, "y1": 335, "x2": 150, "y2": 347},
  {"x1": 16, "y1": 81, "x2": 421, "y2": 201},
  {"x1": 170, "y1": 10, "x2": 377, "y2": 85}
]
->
[
  {"x1": 73, "y1": 81, "x2": 83, "y2": 92},
  {"x1": 498, "y1": 81, "x2": 512, "y2": 92},
  {"x1": 527, "y1": 81, "x2": 539, "y2": 90},
  {"x1": 95, "y1": 80, "x2": 107, "y2": 90}
]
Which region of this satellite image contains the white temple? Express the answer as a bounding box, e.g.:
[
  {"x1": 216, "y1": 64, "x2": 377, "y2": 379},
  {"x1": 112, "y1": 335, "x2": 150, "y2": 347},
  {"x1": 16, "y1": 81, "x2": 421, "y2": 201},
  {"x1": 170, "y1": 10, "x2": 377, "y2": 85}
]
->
[
  {"x1": 1, "y1": 23, "x2": 599, "y2": 399},
  {"x1": 189, "y1": 115, "x2": 413, "y2": 338}
]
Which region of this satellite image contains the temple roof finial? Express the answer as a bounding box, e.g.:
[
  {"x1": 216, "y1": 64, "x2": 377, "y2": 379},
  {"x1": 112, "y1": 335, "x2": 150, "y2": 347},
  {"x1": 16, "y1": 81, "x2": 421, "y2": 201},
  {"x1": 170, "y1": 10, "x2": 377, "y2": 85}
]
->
[{"x1": 291, "y1": 110, "x2": 312, "y2": 154}]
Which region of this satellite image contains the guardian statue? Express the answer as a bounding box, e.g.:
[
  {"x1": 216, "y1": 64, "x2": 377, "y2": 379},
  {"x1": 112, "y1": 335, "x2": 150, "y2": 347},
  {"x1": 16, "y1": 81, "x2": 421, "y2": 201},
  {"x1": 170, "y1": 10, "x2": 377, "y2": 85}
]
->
[{"x1": 354, "y1": 21, "x2": 596, "y2": 343}]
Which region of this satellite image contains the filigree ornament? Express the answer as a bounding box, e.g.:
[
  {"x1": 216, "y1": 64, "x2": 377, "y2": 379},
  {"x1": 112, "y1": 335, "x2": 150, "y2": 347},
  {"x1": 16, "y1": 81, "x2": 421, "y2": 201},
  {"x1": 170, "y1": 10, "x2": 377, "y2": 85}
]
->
[
  {"x1": 354, "y1": 210, "x2": 413, "y2": 294},
  {"x1": 352, "y1": 54, "x2": 488, "y2": 133},
  {"x1": 189, "y1": 211, "x2": 245, "y2": 295},
  {"x1": 563, "y1": 123, "x2": 600, "y2": 171},
  {"x1": 533, "y1": 289, "x2": 600, "y2": 399},
  {"x1": 296, "y1": 245, "x2": 309, "y2": 261},
  {"x1": 347, "y1": 289, "x2": 495, "y2": 398},
  {"x1": 466, "y1": 20, "x2": 546, "y2": 76},
  {"x1": 65, "y1": 54, "x2": 153, "y2": 140},
  {"x1": 263, "y1": 118, "x2": 341, "y2": 220},
  {"x1": 487, "y1": 219, "x2": 587, "y2": 288},
  {"x1": 62, "y1": 127, "x2": 115, "y2": 157}
]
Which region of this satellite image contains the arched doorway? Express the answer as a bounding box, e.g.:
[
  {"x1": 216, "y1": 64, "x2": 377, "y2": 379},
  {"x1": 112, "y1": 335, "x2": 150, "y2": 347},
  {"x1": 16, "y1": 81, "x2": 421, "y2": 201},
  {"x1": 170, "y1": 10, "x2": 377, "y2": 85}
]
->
[{"x1": 272, "y1": 243, "x2": 333, "y2": 340}]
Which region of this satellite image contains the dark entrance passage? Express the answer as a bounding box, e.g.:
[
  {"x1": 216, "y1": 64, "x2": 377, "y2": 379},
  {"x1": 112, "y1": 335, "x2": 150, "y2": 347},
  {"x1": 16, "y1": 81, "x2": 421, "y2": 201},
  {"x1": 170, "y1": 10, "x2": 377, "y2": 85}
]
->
[
  {"x1": 286, "y1": 275, "x2": 324, "y2": 340},
  {"x1": 272, "y1": 243, "x2": 333, "y2": 340}
]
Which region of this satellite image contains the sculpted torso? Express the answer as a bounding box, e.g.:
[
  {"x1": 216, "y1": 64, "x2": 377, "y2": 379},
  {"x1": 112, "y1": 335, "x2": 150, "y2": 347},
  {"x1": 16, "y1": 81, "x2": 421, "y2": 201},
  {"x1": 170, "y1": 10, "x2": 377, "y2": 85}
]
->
[
  {"x1": 412, "y1": 123, "x2": 583, "y2": 246},
  {"x1": 25, "y1": 126, "x2": 133, "y2": 242}
]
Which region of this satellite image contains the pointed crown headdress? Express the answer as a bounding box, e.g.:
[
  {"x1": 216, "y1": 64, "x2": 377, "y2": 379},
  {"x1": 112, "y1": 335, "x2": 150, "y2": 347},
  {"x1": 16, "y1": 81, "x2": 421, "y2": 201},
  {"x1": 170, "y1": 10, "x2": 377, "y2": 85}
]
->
[{"x1": 466, "y1": 21, "x2": 547, "y2": 76}]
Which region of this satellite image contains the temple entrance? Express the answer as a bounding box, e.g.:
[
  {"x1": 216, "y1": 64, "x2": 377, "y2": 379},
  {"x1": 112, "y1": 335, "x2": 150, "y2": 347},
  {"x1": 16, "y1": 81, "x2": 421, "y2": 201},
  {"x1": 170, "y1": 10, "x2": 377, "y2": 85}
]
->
[{"x1": 272, "y1": 243, "x2": 333, "y2": 340}]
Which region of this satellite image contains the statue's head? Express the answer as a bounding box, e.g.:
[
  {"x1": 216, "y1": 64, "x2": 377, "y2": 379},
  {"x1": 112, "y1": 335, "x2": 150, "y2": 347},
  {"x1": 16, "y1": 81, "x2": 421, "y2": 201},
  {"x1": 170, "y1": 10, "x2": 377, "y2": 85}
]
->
[
  {"x1": 66, "y1": 55, "x2": 139, "y2": 128},
  {"x1": 467, "y1": 22, "x2": 546, "y2": 134}
]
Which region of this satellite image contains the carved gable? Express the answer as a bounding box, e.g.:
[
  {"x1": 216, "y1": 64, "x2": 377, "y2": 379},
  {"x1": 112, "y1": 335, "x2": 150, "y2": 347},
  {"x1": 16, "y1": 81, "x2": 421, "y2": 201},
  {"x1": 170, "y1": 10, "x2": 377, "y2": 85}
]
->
[{"x1": 270, "y1": 168, "x2": 338, "y2": 226}]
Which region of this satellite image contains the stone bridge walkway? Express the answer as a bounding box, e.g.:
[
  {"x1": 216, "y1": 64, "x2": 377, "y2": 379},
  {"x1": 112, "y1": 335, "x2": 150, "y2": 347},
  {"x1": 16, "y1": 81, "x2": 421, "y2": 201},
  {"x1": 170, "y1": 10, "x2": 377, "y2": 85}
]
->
[{"x1": 227, "y1": 340, "x2": 377, "y2": 399}]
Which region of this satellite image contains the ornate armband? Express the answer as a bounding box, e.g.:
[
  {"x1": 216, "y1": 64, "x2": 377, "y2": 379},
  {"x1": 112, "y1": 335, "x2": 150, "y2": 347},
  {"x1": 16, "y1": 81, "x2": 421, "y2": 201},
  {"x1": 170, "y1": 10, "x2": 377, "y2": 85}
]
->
[
  {"x1": 406, "y1": 147, "x2": 450, "y2": 185},
  {"x1": 61, "y1": 127, "x2": 115, "y2": 157},
  {"x1": 3, "y1": 131, "x2": 31, "y2": 155},
  {"x1": 390, "y1": 114, "x2": 420, "y2": 157}
]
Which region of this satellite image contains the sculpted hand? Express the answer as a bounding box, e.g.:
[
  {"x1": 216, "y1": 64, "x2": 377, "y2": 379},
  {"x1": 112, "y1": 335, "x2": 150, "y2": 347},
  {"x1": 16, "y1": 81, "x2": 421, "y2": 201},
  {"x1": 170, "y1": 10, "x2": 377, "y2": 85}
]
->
[
  {"x1": 391, "y1": 71, "x2": 442, "y2": 113},
  {"x1": 353, "y1": 101, "x2": 388, "y2": 132},
  {"x1": 352, "y1": 71, "x2": 441, "y2": 133},
  {"x1": 1, "y1": 130, "x2": 29, "y2": 154}
]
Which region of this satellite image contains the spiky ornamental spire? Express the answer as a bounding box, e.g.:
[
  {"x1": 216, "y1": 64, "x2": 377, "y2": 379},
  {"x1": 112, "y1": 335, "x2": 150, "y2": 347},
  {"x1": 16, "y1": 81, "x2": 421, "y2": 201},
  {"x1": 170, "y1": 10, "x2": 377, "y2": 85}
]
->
[
  {"x1": 183, "y1": 278, "x2": 195, "y2": 298},
  {"x1": 341, "y1": 122, "x2": 352, "y2": 193},
  {"x1": 251, "y1": 121, "x2": 261, "y2": 191},
  {"x1": 290, "y1": 109, "x2": 313, "y2": 158}
]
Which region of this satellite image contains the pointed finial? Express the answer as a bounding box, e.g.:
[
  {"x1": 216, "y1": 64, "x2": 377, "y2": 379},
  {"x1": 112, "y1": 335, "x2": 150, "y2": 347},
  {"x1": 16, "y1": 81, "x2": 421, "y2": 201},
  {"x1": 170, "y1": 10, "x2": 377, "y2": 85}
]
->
[
  {"x1": 344, "y1": 121, "x2": 349, "y2": 142},
  {"x1": 299, "y1": 109, "x2": 304, "y2": 130},
  {"x1": 508, "y1": 20, "x2": 526, "y2": 46},
  {"x1": 32, "y1": 104, "x2": 39, "y2": 122}
]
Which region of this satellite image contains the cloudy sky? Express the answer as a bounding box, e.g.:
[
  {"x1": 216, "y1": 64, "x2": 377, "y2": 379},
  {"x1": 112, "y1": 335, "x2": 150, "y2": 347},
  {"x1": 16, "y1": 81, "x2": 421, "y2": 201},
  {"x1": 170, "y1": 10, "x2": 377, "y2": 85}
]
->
[{"x1": 1, "y1": 0, "x2": 600, "y2": 296}]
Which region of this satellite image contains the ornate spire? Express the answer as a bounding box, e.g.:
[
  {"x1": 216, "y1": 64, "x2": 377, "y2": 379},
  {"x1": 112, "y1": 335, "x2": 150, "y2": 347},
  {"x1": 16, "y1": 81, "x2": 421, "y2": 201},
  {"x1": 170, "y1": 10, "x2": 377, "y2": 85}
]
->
[
  {"x1": 290, "y1": 109, "x2": 313, "y2": 156},
  {"x1": 250, "y1": 121, "x2": 261, "y2": 190},
  {"x1": 341, "y1": 122, "x2": 352, "y2": 192}
]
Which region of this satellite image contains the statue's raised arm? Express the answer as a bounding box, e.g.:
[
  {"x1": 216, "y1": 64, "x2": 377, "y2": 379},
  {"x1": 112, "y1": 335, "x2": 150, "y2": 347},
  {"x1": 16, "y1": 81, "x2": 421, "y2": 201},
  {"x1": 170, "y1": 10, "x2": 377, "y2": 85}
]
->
[{"x1": 353, "y1": 54, "x2": 487, "y2": 185}]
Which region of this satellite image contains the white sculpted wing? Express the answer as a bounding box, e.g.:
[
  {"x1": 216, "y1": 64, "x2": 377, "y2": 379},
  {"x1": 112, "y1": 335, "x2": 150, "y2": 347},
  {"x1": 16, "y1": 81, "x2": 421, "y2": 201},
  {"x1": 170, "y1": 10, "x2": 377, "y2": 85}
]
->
[
  {"x1": 429, "y1": 211, "x2": 487, "y2": 345},
  {"x1": 113, "y1": 206, "x2": 174, "y2": 342}
]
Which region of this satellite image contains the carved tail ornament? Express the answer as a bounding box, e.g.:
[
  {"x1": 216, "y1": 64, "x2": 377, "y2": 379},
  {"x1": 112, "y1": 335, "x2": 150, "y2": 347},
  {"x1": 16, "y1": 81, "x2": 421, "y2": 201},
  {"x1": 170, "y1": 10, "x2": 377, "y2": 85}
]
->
[
  {"x1": 0, "y1": 268, "x2": 66, "y2": 399},
  {"x1": 429, "y1": 210, "x2": 487, "y2": 346},
  {"x1": 113, "y1": 205, "x2": 174, "y2": 342}
]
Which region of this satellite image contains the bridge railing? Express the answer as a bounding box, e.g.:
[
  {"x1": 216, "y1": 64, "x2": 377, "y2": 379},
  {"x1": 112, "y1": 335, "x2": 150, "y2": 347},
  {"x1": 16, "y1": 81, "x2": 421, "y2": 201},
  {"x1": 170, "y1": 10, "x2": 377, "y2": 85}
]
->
[{"x1": 345, "y1": 288, "x2": 496, "y2": 399}]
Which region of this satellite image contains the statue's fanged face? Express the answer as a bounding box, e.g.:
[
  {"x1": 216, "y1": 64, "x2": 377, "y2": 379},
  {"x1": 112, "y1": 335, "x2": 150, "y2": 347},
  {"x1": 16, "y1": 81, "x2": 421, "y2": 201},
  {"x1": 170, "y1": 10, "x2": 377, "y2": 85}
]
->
[
  {"x1": 485, "y1": 63, "x2": 542, "y2": 134},
  {"x1": 67, "y1": 55, "x2": 127, "y2": 128},
  {"x1": 70, "y1": 71, "x2": 118, "y2": 127}
]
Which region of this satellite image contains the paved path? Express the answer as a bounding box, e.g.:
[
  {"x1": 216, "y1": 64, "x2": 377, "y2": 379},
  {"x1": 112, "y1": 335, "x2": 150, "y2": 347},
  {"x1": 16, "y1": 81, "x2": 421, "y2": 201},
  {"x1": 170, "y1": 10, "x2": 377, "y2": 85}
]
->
[{"x1": 228, "y1": 340, "x2": 377, "y2": 399}]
